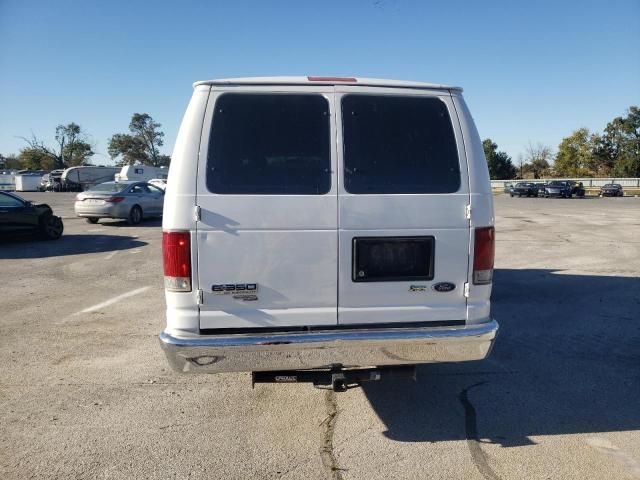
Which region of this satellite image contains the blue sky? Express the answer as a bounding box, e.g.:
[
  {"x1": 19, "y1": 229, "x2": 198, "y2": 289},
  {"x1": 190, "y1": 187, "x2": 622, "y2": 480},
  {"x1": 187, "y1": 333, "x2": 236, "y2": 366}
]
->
[{"x1": 1, "y1": 0, "x2": 638, "y2": 165}]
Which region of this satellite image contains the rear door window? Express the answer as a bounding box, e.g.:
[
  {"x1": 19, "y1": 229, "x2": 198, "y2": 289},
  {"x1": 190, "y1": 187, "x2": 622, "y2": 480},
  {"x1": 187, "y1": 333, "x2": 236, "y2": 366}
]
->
[
  {"x1": 207, "y1": 93, "x2": 331, "y2": 194},
  {"x1": 342, "y1": 95, "x2": 461, "y2": 194}
]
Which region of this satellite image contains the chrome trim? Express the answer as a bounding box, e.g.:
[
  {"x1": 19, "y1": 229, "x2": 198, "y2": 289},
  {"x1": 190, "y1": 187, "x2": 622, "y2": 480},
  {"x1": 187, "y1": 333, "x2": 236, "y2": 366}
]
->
[{"x1": 159, "y1": 320, "x2": 498, "y2": 373}]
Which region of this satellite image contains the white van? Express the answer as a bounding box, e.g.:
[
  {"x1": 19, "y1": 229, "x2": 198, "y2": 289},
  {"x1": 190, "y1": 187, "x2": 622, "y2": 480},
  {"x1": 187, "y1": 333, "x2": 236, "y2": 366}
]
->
[{"x1": 159, "y1": 77, "x2": 498, "y2": 385}]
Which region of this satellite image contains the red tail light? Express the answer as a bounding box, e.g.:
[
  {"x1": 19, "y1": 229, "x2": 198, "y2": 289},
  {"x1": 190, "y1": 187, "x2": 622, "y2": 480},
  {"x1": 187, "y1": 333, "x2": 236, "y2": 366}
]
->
[
  {"x1": 473, "y1": 227, "x2": 495, "y2": 285},
  {"x1": 162, "y1": 231, "x2": 191, "y2": 292},
  {"x1": 105, "y1": 196, "x2": 125, "y2": 203}
]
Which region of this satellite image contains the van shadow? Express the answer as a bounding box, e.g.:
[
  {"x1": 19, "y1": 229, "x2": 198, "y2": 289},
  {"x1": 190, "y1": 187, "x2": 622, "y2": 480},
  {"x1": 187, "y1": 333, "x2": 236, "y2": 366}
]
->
[
  {"x1": 362, "y1": 268, "x2": 640, "y2": 447},
  {"x1": 98, "y1": 218, "x2": 163, "y2": 228},
  {"x1": 0, "y1": 234, "x2": 147, "y2": 259}
]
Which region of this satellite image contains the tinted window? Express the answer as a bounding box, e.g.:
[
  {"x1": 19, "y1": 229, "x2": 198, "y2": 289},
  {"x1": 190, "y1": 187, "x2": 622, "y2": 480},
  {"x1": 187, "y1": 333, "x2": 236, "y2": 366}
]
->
[
  {"x1": 0, "y1": 193, "x2": 24, "y2": 207},
  {"x1": 342, "y1": 95, "x2": 460, "y2": 194},
  {"x1": 207, "y1": 94, "x2": 331, "y2": 194},
  {"x1": 88, "y1": 182, "x2": 127, "y2": 193}
]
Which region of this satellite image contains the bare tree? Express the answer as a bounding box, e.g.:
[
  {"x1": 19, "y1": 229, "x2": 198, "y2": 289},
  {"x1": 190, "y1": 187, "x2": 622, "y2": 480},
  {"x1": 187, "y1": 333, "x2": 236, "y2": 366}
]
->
[
  {"x1": 19, "y1": 123, "x2": 94, "y2": 169},
  {"x1": 523, "y1": 142, "x2": 553, "y2": 178}
]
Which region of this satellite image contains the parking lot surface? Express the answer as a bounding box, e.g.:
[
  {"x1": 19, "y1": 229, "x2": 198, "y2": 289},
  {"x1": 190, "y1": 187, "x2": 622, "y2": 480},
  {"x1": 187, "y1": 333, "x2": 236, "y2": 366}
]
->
[{"x1": 1, "y1": 192, "x2": 639, "y2": 480}]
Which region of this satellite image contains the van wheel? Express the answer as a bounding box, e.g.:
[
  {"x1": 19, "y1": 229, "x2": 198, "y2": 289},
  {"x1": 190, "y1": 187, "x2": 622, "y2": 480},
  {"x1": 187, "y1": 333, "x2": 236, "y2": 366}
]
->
[
  {"x1": 86, "y1": 217, "x2": 99, "y2": 224},
  {"x1": 128, "y1": 205, "x2": 143, "y2": 225}
]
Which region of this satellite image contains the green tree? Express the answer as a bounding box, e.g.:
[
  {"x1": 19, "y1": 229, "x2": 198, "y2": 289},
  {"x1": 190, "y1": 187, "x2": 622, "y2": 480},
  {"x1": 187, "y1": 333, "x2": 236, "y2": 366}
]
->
[
  {"x1": 0, "y1": 154, "x2": 21, "y2": 170},
  {"x1": 589, "y1": 133, "x2": 615, "y2": 176},
  {"x1": 108, "y1": 113, "x2": 167, "y2": 167},
  {"x1": 601, "y1": 106, "x2": 640, "y2": 177},
  {"x1": 18, "y1": 148, "x2": 56, "y2": 170},
  {"x1": 482, "y1": 139, "x2": 516, "y2": 179},
  {"x1": 20, "y1": 123, "x2": 94, "y2": 169},
  {"x1": 56, "y1": 123, "x2": 95, "y2": 166},
  {"x1": 554, "y1": 128, "x2": 594, "y2": 177}
]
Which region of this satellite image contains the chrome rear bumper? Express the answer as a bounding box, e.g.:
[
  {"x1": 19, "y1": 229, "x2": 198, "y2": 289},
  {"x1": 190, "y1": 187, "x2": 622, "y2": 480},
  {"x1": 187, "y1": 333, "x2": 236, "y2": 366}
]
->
[{"x1": 159, "y1": 320, "x2": 498, "y2": 373}]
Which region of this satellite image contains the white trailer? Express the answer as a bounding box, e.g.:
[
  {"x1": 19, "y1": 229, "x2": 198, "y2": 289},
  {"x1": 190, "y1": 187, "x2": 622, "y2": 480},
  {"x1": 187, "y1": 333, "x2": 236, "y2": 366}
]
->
[
  {"x1": 61, "y1": 166, "x2": 121, "y2": 191},
  {"x1": 15, "y1": 174, "x2": 44, "y2": 192},
  {"x1": 115, "y1": 165, "x2": 168, "y2": 182}
]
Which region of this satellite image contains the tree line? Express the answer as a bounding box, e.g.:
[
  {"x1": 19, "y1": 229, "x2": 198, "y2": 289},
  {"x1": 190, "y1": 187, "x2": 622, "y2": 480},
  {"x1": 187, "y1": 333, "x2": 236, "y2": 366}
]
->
[
  {"x1": 485, "y1": 105, "x2": 639, "y2": 179},
  {"x1": 3, "y1": 106, "x2": 638, "y2": 178},
  {"x1": 0, "y1": 113, "x2": 169, "y2": 171}
]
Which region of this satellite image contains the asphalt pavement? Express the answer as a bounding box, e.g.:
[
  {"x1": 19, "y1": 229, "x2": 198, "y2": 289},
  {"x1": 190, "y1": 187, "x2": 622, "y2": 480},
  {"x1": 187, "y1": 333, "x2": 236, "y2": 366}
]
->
[{"x1": 1, "y1": 192, "x2": 639, "y2": 479}]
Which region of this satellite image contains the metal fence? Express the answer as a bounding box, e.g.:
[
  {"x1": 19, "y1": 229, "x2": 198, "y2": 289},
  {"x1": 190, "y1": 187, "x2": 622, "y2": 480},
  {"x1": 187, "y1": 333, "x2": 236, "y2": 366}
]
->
[{"x1": 491, "y1": 178, "x2": 640, "y2": 188}]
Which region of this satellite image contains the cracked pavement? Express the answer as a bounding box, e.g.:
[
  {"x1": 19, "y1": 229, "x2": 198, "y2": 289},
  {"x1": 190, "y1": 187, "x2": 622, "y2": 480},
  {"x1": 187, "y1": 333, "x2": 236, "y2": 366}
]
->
[{"x1": 1, "y1": 193, "x2": 639, "y2": 479}]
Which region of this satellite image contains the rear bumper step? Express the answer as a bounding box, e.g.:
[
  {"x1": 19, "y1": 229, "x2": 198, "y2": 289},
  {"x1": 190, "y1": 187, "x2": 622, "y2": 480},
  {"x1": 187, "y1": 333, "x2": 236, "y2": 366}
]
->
[{"x1": 159, "y1": 319, "x2": 498, "y2": 373}]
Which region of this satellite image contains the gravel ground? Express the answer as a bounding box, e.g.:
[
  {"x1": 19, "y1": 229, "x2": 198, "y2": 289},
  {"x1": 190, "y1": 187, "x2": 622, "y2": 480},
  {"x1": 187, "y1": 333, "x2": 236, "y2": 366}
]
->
[{"x1": 1, "y1": 192, "x2": 639, "y2": 480}]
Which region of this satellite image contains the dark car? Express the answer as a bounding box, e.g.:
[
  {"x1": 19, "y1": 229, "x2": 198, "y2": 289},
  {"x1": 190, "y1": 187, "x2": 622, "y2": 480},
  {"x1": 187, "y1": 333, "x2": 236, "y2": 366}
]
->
[
  {"x1": 0, "y1": 191, "x2": 64, "y2": 240},
  {"x1": 510, "y1": 182, "x2": 538, "y2": 197},
  {"x1": 530, "y1": 182, "x2": 547, "y2": 195},
  {"x1": 544, "y1": 180, "x2": 585, "y2": 198},
  {"x1": 600, "y1": 183, "x2": 624, "y2": 197}
]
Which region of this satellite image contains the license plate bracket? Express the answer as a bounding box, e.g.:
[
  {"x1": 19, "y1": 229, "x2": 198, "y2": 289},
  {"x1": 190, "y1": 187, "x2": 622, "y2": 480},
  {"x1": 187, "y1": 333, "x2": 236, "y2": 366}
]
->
[{"x1": 352, "y1": 236, "x2": 435, "y2": 282}]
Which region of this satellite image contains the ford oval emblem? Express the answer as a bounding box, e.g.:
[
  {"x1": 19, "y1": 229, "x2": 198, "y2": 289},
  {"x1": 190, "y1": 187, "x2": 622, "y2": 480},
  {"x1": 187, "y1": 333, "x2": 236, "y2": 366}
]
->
[{"x1": 432, "y1": 282, "x2": 456, "y2": 292}]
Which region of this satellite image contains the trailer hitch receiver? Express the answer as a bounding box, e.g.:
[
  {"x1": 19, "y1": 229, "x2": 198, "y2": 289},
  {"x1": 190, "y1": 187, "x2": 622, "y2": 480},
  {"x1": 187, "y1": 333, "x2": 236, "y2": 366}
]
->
[{"x1": 252, "y1": 366, "x2": 416, "y2": 392}]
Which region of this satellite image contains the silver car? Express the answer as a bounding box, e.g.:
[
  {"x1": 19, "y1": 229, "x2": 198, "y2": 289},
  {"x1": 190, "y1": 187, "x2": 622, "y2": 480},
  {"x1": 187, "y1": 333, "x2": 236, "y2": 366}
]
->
[{"x1": 74, "y1": 181, "x2": 164, "y2": 224}]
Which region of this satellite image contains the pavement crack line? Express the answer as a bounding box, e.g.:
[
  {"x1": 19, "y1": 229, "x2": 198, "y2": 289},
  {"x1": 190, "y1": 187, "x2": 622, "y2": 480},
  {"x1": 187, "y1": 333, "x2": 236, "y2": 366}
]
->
[
  {"x1": 320, "y1": 390, "x2": 345, "y2": 480},
  {"x1": 459, "y1": 382, "x2": 503, "y2": 480}
]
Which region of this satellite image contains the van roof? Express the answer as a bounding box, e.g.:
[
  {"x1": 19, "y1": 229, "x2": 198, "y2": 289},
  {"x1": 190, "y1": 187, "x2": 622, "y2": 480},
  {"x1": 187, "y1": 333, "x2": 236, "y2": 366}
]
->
[{"x1": 194, "y1": 76, "x2": 462, "y2": 92}]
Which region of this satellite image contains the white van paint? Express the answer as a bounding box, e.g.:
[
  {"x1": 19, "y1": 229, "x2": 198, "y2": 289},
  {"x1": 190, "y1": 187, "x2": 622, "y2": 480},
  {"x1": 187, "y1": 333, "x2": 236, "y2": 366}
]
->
[{"x1": 159, "y1": 77, "x2": 497, "y2": 374}]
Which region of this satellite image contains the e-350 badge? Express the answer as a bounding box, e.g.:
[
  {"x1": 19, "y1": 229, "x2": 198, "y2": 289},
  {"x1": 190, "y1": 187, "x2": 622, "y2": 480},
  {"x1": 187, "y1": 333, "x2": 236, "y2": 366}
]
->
[{"x1": 212, "y1": 283, "x2": 258, "y2": 301}]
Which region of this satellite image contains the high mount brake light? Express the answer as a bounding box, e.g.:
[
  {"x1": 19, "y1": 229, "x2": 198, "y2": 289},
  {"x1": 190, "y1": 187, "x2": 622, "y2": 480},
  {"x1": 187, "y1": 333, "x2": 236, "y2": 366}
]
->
[
  {"x1": 473, "y1": 227, "x2": 495, "y2": 285},
  {"x1": 163, "y1": 231, "x2": 192, "y2": 292},
  {"x1": 307, "y1": 76, "x2": 357, "y2": 82}
]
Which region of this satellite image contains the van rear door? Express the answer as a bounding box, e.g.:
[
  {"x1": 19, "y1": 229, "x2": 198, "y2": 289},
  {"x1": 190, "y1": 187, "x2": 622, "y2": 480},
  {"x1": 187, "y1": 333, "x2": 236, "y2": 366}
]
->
[
  {"x1": 196, "y1": 87, "x2": 338, "y2": 329},
  {"x1": 335, "y1": 88, "x2": 470, "y2": 325}
]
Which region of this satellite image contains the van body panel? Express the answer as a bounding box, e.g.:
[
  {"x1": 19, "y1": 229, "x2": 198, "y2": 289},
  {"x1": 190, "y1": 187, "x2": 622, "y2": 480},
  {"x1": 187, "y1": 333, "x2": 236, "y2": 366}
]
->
[
  {"x1": 162, "y1": 86, "x2": 210, "y2": 333},
  {"x1": 196, "y1": 88, "x2": 339, "y2": 329},
  {"x1": 161, "y1": 78, "x2": 497, "y2": 372},
  {"x1": 452, "y1": 95, "x2": 495, "y2": 323},
  {"x1": 334, "y1": 88, "x2": 471, "y2": 325}
]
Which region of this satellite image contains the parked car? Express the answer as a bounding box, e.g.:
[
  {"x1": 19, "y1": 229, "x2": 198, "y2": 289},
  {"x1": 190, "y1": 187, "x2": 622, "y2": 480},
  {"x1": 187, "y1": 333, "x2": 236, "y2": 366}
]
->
[
  {"x1": 531, "y1": 183, "x2": 547, "y2": 195},
  {"x1": 148, "y1": 178, "x2": 167, "y2": 190},
  {"x1": 600, "y1": 183, "x2": 624, "y2": 197},
  {"x1": 544, "y1": 180, "x2": 584, "y2": 198},
  {"x1": 510, "y1": 182, "x2": 538, "y2": 197},
  {"x1": 45, "y1": 169, "x2": 65, "y2": 191},
  {"x1": 568, "y1": 181, "x2": 586, "y2": 197},
  {"x1": 74, "y1": 181, "x2": 165, "y2": 224},
  {"x1": 503, "y1": 182, "x2": 514, "y2": 194},
  {"x1": 158, "y1": 76, "x2": 498, "y2": 389},
  {"x1": 0, "y1": 191, "x2": 64, "y2": 240}
]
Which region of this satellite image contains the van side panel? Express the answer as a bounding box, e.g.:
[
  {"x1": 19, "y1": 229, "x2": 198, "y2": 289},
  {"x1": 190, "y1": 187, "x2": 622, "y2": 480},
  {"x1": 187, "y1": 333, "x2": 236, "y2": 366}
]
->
[
  {"x1": 452, "y1": 94, "x2": 494, "y2": 324},
  {"x1": 163, "y1": 85, "x2": 210, "y2": 335}
]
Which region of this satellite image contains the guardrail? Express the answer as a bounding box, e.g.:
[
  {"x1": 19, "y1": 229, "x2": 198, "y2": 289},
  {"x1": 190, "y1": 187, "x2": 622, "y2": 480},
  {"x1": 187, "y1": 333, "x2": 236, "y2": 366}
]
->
[{"x1": 492, "y1": 178, "x2": 640, "y2": 188}]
